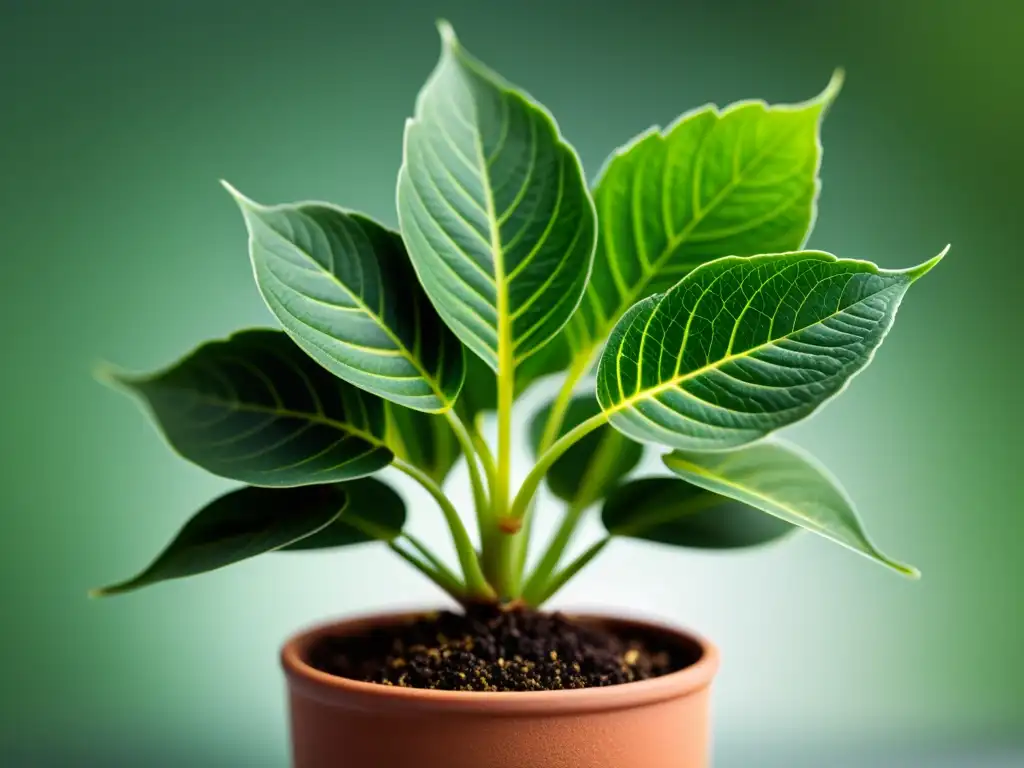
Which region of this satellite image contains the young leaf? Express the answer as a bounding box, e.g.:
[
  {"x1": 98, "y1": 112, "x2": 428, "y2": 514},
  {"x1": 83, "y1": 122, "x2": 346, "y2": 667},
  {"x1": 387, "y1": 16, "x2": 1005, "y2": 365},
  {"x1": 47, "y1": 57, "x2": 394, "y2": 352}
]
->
[
  {"x1": 105, "y1": 329, "x2": 393, "y2": 486},
  {"x1": 279, "y1": 477, "x2": 405, "y2": 549},
  {"x1": 92, "y1": 484, "x2": 348, "y2": 595},
  {"x1": 529, "y1": 395, "x2": 643, "y2": 508},
  {"x1": 385, "y1": 402, "x2": 459, "y2": 485},
  {"x1": 224, "y1": 188, "x2": 465, "y2": 413},
  {"x1": 663, "y1": 440, "x2": 918, "y2": 575},
  {"x1": 556, "y1": 74, "x2": 842, "y2": 368},
  {"x1": 397, "y1": 22, "x2": 597, "y2": 375},
  {"x1": 602, "y1": 476, "x2": 794, "y2": 549},
  {"x1": 597, "y1": 249, "x2": 945, "y2": 451}
]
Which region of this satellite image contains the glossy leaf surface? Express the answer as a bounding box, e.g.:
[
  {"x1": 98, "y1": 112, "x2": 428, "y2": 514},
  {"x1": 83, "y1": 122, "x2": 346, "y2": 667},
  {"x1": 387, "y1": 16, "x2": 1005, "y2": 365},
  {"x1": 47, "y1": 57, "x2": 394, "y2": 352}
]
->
[
  {"x1": 108, "y1": 330, "x2": 393, "y2": 486},
  {"x1": 597, "y1": 250, "x2": 944, "y2": 450}
]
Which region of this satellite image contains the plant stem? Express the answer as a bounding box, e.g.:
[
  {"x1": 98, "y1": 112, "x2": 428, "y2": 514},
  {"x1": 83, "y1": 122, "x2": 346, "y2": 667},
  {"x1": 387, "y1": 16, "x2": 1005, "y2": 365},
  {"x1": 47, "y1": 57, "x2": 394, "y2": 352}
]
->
[
  {"x1": 531, "y1": 535, "x2": 611, "y2": 606},
  {"x1": 469, "y1": 414, "x2": 497, "y2": 489},
  {"x1": 444, "y1": 409, "x2": 491, "y2": 540},
  {"x1": 507, "y1": 411, "x2": 608, "y2": 524},
  {"x1": 483, "y1": 342, "x2": 518, "y2": 599},
  {"x1": 521, "y1": 499, "x2": 586, "y2": 604},
  {"x1": 536, "y1": 351, "x2": 591, "y2": 453},
  {"x1": 393, "y1": 459, "x2": 494, "y2": 600},
  {"x1": 521, "y1": 427, "x2": 624, "y2": 602},
  {"x1": 401, "y1": 531, "x2": 464, "y2": 589},
  {"x1": 388, "y1": 541, "x2": 465, "y2": 602}
]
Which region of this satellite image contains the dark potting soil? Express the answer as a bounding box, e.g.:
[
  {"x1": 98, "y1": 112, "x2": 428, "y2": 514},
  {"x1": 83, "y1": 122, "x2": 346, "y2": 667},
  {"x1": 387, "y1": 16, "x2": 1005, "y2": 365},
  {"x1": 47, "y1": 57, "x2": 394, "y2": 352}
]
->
[{"x1": 307, "y1": 607, "x2": 699, "y2": 692}]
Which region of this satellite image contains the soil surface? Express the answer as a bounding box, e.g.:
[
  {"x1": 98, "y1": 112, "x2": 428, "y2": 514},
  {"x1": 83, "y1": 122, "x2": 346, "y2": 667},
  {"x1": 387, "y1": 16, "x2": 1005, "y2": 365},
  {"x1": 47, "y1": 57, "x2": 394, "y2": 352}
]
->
[{"x1": 307, "y1": 607, "x2": 698, "y2": 692}]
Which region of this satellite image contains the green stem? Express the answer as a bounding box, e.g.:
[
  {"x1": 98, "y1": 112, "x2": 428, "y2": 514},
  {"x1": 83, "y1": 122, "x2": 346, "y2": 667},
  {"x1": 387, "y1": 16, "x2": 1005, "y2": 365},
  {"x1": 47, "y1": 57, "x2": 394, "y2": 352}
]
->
[
  {"x1": 401, "y1": 531, "x2": 464, "y2": 590},
  {"x1": 483, "y1": 344, "x2": 518, "y2": 599},
  {"x1": 444, "y1": 410, "x2": 491, "y2": 539},
  {"x1": 513, "y1": 357, "x2": 590, "y2": 579},
  {"x1": 522, "y1": 499, "x2": 586, "y2": 604},
  {"x1": 393, "y1": 459, "x2": 494, "y2": 600},
  {"x1": 469, "y1": 414, "x2": 497, "y2": 490},
  {"x1": 388, "y1": 541, "x2": 465, "y2": 601},
  {"x1": 507, "y1": 411, "x2": 608, "y2": 524},
  {"x1": 537, "y1": 351, "x2": 591, "y2": 453},
  {"x1": 522, "y1": 427, "x2": 624, "y2": 602},
  {"x1": 531, "y1": 536, "x2": 611, "y2": 606}
]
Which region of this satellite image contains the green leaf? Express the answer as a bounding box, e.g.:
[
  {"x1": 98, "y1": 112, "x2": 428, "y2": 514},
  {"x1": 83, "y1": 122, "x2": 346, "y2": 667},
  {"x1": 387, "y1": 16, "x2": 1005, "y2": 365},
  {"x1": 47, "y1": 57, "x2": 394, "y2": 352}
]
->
[
  {"x1": 529, "y1": 395, "x2": 643, "y2": 508},
  {"x1": 602, "y1": 476, "x2": 794, "y2": 549},
  {"x1": 105, "y1": 329, "x2": 393, "y2": 486},
  {"x1": 224, "y1": 187, "x2": 465, "y2": 413},
  {"x1": 663, "y1": 440, "x2": 918, "y2": 575},
  {"x1": 92, "y1": 484, "x2": 348, "y2": 595},
  {"x1": 397, "y1": 21, "x2": 597, "y2": 378},
  {"x1": 385, "y1": 402, "x2": 459, "y2": 485},
  {"x1": 280, "y1": 477, "x2": 405, "y2": 549},
  {"x1": 597, "y1": 249, "x2": 945, "y2": 451},
  {"x1": 557, "y1": 73, "x2": 842, "y2": 368}
]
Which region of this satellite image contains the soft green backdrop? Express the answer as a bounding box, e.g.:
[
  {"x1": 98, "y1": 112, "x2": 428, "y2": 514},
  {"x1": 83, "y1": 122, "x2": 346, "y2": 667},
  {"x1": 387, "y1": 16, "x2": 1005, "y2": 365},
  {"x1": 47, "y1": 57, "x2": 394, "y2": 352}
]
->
[{"x1": 1, "y1": 0, "x2": 1021, "y2": 765}]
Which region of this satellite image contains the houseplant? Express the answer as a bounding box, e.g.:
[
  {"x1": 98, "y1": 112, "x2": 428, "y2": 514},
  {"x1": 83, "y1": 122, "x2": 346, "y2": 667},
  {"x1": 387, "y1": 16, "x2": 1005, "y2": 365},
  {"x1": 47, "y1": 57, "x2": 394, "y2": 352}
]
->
[{"x1": 94, "y1": 21, "x2": 945, "y2": 768}]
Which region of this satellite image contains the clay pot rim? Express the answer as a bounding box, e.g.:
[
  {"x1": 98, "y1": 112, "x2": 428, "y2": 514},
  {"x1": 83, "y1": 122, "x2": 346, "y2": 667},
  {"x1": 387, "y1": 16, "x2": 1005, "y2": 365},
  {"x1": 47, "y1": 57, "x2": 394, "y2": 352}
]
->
[{"x1": 281, "y1": 608, "x2": 719, "y2": 715}]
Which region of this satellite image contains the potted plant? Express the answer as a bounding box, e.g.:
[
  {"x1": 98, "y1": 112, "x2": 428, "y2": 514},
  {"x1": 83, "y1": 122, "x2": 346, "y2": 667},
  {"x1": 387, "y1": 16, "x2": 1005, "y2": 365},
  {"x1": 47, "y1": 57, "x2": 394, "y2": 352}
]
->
[{"x1": 94, "y1": 21, "x2": 945, "y2": 768}]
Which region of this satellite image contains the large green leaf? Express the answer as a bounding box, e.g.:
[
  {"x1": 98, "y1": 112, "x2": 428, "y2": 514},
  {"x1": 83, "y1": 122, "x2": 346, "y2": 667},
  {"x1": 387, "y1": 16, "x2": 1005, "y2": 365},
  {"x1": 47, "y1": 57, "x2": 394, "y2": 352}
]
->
[
  {"x1": 529, "y1": 394, "x2": 643, "y2": 508},
  {"x1": 385, "y1": 402, "x2": 459, "y2": 485},
  {"x1": 92, "y1": 484, "x2": 348, "y2": 595},
  {"x1": 557, "y1": 74, "x2": 842, "y2": 368},
  {"x1": 280, "y1": 477, "x2": 405, "y2": 550},
  {"x1": 602, "y1": 476, "x2": 794, "y2": 549},
  {"x1": 397, "y1": 22, "x2": 597, "y2": 379},
  {"x1": 107, "y1": 329, "x2": 393, "y2": 486},
  {"x1": 224, "y1": 187, "x2": 465, "y2": 413},
  {"x1": 596, "y1": 249, "x2": 945, "y2": 451},
  {"x1": 663, "y1": 440, "x2": 917, "y2": 575}
]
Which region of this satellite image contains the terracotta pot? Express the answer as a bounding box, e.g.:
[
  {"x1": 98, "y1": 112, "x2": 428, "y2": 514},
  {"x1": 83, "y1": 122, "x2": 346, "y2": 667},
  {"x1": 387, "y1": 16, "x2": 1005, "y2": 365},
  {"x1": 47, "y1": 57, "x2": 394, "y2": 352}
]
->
[{"x1": 281, "y1": 610, "x2": 720, "y2": 768}]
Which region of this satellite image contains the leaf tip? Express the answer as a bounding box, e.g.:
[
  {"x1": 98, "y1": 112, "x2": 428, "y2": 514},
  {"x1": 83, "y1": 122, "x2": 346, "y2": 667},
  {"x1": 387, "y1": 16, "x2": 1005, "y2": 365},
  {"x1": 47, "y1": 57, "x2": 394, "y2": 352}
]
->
[
  {"x1": 220, "y1": 179, "x2": 259, "y2": 213},
  {"x1": 905, "y1": 244, "x2": 949, "y2": 282},
  {"x1": 820, "y1": 67, "x2": 845, "y2": 106},
  {"x1": 92, "y1": 360, "x2": 138, "y2": 393},
  {"x1": 435, "y1": 18, "x2": 457, "y2": 48}
]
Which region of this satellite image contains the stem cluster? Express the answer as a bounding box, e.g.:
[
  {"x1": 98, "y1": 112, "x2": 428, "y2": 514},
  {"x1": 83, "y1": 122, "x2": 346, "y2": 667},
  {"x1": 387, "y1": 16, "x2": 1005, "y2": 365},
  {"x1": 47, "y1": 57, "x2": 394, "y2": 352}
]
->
[{"x1": 399, "y1": 361, "x2": 602, "y2": 607}]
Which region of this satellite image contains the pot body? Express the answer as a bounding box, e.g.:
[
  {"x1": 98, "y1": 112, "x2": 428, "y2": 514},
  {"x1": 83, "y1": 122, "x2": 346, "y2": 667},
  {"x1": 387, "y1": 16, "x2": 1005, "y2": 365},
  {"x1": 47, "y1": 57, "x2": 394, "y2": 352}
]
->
[{"x1": 282, "y1": 611, "x2": 719, "y2": 768}]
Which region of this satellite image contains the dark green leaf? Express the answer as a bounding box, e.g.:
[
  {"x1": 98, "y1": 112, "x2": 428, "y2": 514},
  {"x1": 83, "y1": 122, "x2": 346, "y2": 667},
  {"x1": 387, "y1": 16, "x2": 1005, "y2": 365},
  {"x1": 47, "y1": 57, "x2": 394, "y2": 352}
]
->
[
  {"x1": 529, "y1": 395, "x2": 643, "y2": 508},
  {"x1": 107, "y1": 329, "x2": 393, "y2": 486},
  {"x1": 397, "y1": 22, "x2": 597, "y2": 379},
  {"x1": 92, "y1": 484, "x2": 347, "y2": 595},
  {"x1": 602, "y1": 476, "x2": 794, "y2": 549},
  {"x1": 224, "y1": 188, "x2": 465, "y2": 413},
  {"x1": 597, "y1": 249, "x2": 945, "y2": 451},
  {"x1": 663, "y1": 440, "x2": 917, "y2": 575},
  {"x1": 280, "y1": 477, "x2": 405, "y2": 549}
]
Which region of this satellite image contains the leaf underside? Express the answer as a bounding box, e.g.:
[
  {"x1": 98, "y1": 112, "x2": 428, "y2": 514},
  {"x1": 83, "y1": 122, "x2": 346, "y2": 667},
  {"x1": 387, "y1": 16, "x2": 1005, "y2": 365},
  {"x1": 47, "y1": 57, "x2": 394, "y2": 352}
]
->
[
  {"x1": 663, "y1": 440, "x2": 918, "y2": 575},
  {"x1": 109, "y1": 329, "x2": 393, "y2": 487},
  {"x1": 597, "y1": 250, "x2": 942, "y2": 451},
  {"x1": 602, "y1": 476, "x2": 795, "y2": 549}
]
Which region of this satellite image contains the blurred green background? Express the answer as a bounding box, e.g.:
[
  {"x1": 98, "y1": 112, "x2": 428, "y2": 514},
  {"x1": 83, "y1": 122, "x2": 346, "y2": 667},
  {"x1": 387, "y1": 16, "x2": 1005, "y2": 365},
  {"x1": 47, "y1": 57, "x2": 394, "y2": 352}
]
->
[{"x1": 1, "y1": 0, "x2": 1021, "y2": 765}]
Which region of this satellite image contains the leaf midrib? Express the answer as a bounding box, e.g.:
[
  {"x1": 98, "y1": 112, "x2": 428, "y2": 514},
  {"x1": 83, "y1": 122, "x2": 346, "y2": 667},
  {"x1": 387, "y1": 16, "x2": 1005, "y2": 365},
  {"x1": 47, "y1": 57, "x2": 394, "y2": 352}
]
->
[{"x1": 606, "y1": 279, "x2": 903, "y2": 416}]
